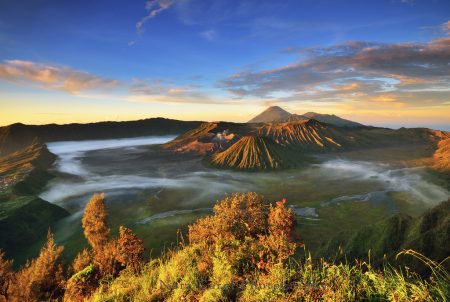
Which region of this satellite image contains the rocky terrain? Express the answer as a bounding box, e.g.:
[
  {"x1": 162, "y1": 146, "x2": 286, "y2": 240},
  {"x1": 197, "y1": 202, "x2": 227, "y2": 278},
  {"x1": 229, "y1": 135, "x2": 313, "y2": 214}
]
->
[{"x1": 164, "y1": 107, "x2": 450, "y2": 171}]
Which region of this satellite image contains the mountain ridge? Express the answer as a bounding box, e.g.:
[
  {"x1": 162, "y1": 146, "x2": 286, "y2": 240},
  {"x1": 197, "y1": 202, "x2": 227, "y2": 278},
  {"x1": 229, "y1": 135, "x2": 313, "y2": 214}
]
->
[
  {"x1": 248, "y1": 106, "x2": 363, "y2": 127},
  {"x1": 0, "y1": 118, "x2": 203, "y2": 157}
]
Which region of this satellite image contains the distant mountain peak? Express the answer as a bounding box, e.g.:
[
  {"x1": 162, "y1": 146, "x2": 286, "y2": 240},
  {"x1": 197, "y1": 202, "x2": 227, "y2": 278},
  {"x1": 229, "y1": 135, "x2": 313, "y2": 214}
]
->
[
  {"x1": 248, "y1": 106, "x2": 363, "y2": 127},
  {"x1": 266, "y1": 105, "x2": 289, "y2": 112},
  {"x1": 247, "y1": 106, "x2": 292, "y2": 123}
]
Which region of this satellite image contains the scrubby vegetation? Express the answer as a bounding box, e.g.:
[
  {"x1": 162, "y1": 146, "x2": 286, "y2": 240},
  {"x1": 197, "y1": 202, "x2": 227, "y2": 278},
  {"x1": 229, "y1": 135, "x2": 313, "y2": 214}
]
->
[{"x1": 0, "y1": 192, "x2": 448, "y2": 301}]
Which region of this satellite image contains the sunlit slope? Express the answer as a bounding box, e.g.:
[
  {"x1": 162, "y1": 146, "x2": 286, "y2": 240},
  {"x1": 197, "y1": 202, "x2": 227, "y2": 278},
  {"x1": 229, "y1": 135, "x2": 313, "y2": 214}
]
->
[
  {"x1": 0, "y1": 143, "x2": 69, "y2": 258},
  {"x1": 210, "y1": 136, "x2": 300, "y2": 170},
  {"x1": 163, "y1": 121, "x2": 256, "y2": 154},
  {"x1": 0, "y1": 142, "x2": 56, "y2": 193},
  {"x1": 433, "y1": 137, "x2": 450, "y2": 172},
  {"x1": 258, "y1": 120, "x2": 449, "y2": 152}
]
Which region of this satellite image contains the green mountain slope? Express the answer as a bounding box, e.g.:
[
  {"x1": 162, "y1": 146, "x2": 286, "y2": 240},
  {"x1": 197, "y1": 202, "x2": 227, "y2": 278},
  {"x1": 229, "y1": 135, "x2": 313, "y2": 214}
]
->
[
  {"x1": 318, "y1": 199, "x2": 450, "y2": 272},
  {"x1": 0, "y1": 143, "x2": 69, "y2": 258}
]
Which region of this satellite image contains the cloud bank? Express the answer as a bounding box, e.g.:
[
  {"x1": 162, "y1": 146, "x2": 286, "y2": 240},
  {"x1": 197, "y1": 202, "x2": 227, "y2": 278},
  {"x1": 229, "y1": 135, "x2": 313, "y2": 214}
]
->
[
  {"x1": 220, "y1": 37, "x2": 450, "y2": 107},
  {"x1": 0, "y1": 60, "x2": 120, "y2": 94}
]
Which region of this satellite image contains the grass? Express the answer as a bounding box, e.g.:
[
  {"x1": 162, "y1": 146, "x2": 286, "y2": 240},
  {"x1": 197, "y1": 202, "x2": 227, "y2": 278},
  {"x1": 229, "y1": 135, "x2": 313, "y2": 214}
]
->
[
  {"x1": 90, "y1": 245, "x2": 450, "y2": 302},
  {"x1": 87, "y1": 193, "x2": 449, "y2": 302}
]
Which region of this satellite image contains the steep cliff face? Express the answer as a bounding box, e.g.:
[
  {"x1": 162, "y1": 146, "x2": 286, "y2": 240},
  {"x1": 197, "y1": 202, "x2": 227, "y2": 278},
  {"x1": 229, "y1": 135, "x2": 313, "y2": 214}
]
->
[{"x1": 210, "y1": 136, "x2": 300, "y2": 170}]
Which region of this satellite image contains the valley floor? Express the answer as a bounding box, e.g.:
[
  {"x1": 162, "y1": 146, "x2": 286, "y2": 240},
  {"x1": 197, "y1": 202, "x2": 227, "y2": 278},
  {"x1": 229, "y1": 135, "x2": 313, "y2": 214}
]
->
[{"x1": 9, "y1": 137, "x2": 447, "y2": 267}]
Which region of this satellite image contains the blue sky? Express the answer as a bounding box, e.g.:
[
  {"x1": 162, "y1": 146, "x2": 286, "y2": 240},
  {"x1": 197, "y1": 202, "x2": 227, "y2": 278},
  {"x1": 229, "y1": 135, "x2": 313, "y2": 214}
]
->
[{"x1": 0, "y1": 0, "x2": 449, "y2": 128}]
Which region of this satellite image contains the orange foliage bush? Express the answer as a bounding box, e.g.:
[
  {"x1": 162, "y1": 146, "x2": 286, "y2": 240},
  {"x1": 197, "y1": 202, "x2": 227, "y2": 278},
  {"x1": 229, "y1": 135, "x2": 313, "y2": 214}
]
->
[
  {"x1": 11, "y1": 231, "x2": 65, "y2": 301},
  {"x1": 0, "y1": 250, "x2": 14, "y2": 301},
  {"x1": 71, "y1": 248, "x2": 92, "y2": 273},
  {"x1": 188, "y1": 192, "x2": 298, "y2": 277}
]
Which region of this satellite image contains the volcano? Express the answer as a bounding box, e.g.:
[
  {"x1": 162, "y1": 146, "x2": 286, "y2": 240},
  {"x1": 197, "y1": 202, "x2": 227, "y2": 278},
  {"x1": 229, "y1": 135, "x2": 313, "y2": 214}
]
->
[{"x1": 210, "y1": 136, "x2": 300, "y2": 170}]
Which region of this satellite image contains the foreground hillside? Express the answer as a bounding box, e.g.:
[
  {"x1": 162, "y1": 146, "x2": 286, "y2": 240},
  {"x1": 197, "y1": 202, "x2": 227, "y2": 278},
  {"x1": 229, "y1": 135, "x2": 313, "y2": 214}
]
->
[
  {"x1": 0, "y1": 118, "x2": 202, "y2": 157},
  {"x1": 2, "y1": 192, "x2": 447, "y2": 301},
  {"x1": 0, "y1": 143, "x2": 68, "y2": 258},
  {"x1": 319, "y1": 199, "x2": 450, "y2": 273}
]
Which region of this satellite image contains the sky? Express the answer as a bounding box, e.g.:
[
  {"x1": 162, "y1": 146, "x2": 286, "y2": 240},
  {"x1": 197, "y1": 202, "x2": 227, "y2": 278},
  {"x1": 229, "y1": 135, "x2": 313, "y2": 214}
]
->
[{"x1": 0, "y1": 0, "x2": 449, "y2": 129}]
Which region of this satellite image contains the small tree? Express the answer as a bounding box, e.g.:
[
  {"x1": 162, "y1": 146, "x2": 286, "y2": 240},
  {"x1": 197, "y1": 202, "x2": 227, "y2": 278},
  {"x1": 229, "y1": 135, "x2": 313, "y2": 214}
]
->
[
  {"x1": 117, "y1": 226, "x2": 145, "y2": 274},
  {"x1": 81, "y1": 193, "x2": 122, "y2": 278},
  {"x1": 82, "y1": 193, "x2": 109, "y2": 253},
  {"x1": 12, "y1": 231, "x2": 65, "y2": 301},
  {"x1": 0, "y1": 250, "x2": 14, "y2": 301}
]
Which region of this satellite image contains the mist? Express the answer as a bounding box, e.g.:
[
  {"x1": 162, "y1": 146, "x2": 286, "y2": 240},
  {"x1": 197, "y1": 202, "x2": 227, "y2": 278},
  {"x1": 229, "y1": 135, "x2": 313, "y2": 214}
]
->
[
  {"x1": 315, "y1": 159, "x2": 449, "y2": 206},
  {"x1": 41, "y1": 136, "x2": 449, "y2": 220}
]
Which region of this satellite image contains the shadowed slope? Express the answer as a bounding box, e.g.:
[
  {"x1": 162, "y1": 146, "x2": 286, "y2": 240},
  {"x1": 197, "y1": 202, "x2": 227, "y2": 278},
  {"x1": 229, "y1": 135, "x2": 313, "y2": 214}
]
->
[
  {"x1": 318, "y1": 199, "x2": 450, "y2": 273},
  {"x1": 303, "y1": 112, "x2": 363, "y2": 127},
  {"x1": 210, "y1": 136, "x2": 300, "y2": 170}
]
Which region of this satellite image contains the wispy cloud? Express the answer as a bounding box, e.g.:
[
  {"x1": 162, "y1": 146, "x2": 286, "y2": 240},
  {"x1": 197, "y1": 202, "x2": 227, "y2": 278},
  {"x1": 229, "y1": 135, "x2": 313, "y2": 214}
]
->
[
  {"x1": 443, "y1": 20, "x2": 450, "y2": 34},
  {"x1": 219, "y1": 37, "x2": 450, "y2": 107},
  {"x1": 199, "y1": 29, "x2": 217, "y2": 41},
  {"x1": 0, "y1": 60, "x2": 120, "y2": 94},
  {"x1": 136, "y1": 0, "x2": 174, "y2": 33},
  {"x1": 128, "y1": 78, "x2": 229, "y2": 104}
]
